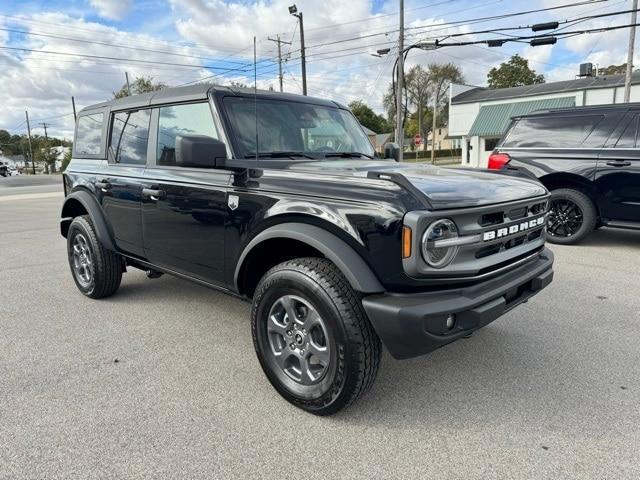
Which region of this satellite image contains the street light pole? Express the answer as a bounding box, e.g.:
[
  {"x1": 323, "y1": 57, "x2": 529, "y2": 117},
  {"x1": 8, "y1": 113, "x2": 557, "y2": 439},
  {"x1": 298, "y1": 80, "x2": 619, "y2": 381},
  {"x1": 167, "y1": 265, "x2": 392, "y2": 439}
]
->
[
  {"x1": 289, "y1": 5, "x2": 307, "y2": 95},
  {"x1": 624, "y1": 0, "x2": 638, "y2": 103},
  {"x1": 395, "y1": 0, "x2": 404, "y2": 161}
]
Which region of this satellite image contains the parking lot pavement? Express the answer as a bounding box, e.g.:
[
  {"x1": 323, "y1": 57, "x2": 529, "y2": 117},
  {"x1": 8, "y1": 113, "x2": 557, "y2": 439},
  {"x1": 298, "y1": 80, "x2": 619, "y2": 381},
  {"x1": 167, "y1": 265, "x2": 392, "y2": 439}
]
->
[{"x1": 1, "y1": 193, "x2": 639, "y2": 480}]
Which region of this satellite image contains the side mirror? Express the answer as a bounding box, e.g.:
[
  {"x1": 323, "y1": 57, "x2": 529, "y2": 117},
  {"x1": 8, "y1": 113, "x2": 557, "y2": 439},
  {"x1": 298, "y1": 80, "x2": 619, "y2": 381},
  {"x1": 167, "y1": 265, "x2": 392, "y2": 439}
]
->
[
  {"x1": 175, "y1": 135, "x2": 227, "y2": 168},
  {"x1": 384, "y1": 142, "x2": 400, "y2": 162}
]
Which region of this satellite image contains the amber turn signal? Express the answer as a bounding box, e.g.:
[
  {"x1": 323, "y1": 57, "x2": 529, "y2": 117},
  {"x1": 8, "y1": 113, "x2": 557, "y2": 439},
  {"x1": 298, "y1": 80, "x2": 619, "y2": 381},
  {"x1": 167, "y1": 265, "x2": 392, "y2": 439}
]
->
[{"x1": 402, "y1": 225, "x2": 412, "y2": 258}]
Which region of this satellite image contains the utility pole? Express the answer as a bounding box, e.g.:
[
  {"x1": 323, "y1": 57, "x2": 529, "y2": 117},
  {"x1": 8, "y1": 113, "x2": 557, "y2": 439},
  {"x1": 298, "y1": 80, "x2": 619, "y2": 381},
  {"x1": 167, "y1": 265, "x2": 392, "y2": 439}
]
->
[
  {"x1": 289, "y1": 5, "x2": 307, "y2": 95},
  {"x1": 25, "y1": 110, "x2": 35, "y2": 175},
  {"x1": 125, "y1": 71, "x2": 132, "y2": 96},
  {"x1": 40, "y1": 122, "x2": 52, "y2": 173},
  {"x1": 395, "y1": 0, "x2": 404, "y2": 161},
  {"x1": 71, "y1": 96, "x2": 77, "y2": 122},
  {"x1": 624, "y1": 0, "x2": 638, "y2": 103},
  {"x1": 268, "y1": 35, "x2": 292, "y2": 92}
]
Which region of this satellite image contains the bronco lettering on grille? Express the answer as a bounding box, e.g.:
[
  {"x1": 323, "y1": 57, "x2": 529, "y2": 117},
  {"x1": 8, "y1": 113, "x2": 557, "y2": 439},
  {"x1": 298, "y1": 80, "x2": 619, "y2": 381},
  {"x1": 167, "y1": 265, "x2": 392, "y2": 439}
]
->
[{"x1": 483, "y1": 216, "x2": 545, "y2": 241}]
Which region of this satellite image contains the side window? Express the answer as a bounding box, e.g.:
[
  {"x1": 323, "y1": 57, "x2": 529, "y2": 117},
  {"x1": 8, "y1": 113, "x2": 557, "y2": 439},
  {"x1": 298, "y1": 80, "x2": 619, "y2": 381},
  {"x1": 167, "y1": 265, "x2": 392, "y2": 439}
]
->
[
  {"x1": 74, "y1": 113, "x2": 104, "y2": 156},
  {"x1": 109, "y1": 109, "x2": 151, "y2": 165},
  {"x1": 615, "y1": 115, "x2": 639, "y2": 148},
  {"x1": 157, "y1": 103, "x2": 218, "y2": 166},
  {"x1": 503, "y1": 115, "x2": 604, "y2": 148}
]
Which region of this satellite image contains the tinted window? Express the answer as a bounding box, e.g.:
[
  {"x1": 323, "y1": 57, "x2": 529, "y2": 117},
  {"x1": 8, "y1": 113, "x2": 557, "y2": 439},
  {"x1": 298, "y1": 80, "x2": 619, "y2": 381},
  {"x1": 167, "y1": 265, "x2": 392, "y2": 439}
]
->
[
  {"x1": 110, "y1": 110, "x2": 151, "y2": 165},
  {"x1": 75, "y1": 113, "x2": 103, "y2": 156},
  {"x1": 615, "y1": 115, "x2": 638, "y2": 148},
  {"x1": 503, "y1": 115, "x2": 604, "y2": 148},
  {"x1": 223, "y1": 97, "x2": 374, "y2": 158},
  {"x1": 157, "y1": 103, "x2": 218, "y2": 166}
]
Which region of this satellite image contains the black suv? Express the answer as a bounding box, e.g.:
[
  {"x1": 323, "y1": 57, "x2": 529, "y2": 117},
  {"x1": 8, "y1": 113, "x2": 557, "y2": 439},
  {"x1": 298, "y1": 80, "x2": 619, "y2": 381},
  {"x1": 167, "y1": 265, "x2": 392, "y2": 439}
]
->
[
  {"x1": 489, "y1": 103, "x2": 640, "y2": 244},
  {"x1": 61, "y1": 85, "x2": 554, "y2": 415}
]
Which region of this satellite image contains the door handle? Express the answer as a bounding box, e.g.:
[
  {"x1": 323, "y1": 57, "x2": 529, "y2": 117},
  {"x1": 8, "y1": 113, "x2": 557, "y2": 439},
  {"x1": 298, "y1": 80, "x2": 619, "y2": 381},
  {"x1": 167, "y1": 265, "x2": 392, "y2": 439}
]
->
[
  {"x1": 95, "y1": 181, "x2": 111, "y2": 192},
  {"x1": 142, "y1": 188, "x2": 166, "y2": 201},
  {"x1": 606, "y1": 160, "x2": 632, "y2": 167}
]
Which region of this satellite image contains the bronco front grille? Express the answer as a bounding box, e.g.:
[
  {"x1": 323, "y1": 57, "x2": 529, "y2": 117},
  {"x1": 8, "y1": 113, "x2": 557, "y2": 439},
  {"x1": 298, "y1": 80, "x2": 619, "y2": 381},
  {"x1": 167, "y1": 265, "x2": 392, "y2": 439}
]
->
[{"x1": 402, "y1": 195, "x2": 550, "y2": 281}]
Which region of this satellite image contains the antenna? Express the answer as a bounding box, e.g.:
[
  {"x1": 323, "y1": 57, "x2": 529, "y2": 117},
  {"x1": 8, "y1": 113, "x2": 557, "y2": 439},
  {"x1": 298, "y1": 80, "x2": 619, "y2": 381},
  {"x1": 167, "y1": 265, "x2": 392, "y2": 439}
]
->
[{"x1": 254, "y1": 36, "x2": 258, "y2": 163}]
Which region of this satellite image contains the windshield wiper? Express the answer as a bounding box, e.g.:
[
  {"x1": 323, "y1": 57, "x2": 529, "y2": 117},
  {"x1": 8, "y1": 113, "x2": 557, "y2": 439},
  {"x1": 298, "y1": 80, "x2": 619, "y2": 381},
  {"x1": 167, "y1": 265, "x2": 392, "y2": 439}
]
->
[
  {"x1": 323, "y1": 152, "x2": 374, "y2": 159},
  {"x1": 245, "y1": 151, "x2": 316, "y2": 159}
]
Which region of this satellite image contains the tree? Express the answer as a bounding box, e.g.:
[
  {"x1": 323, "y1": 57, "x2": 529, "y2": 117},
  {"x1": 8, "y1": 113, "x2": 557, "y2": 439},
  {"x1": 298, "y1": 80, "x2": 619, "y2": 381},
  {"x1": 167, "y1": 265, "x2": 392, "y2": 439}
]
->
[
  {"x1": 487, "y1": 54, "x2": 544, "y2": 89},
  {"x1": 35, "y1": 145, "x2": 59, "y2": 174},
  {"x1": 113, "y1": 76, "x2": 167, "y2": 99},
  {"x1": 427, "y1": 63, "x2": 464, "y2": 162},
  {"x1": 600, "y1": 63, "x2": 627, "y2": 75},
  {"x1": 348, "y1": 100, "x2": 389, "y2": 133},
  {"x1": 61, "y1": 147, "x2": 72, "y2": 172},
  {"x1": 404, "y1": 65, "x2": 430, "y2": 140}
]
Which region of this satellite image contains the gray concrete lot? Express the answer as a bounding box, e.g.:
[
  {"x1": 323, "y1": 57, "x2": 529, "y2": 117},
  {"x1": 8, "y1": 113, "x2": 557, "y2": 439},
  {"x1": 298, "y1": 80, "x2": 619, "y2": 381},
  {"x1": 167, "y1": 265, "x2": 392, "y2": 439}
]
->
[{"x1": 1, "y1": 186, "x2": 639, "y2": 479}]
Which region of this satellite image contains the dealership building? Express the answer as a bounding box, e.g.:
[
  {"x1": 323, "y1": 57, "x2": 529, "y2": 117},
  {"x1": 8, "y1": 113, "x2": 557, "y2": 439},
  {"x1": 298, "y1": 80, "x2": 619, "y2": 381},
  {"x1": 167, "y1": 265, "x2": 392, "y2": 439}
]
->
[{"x1": 448, "y1": 71, "x2": 640, "y2": 168}]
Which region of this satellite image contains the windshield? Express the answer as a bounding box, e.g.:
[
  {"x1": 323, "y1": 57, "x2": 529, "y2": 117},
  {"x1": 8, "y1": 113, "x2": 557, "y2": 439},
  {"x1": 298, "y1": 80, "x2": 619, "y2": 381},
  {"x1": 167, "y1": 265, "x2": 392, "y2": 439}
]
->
[{"x1": 223, "y1": 96, "x2": 375, "y2": 159}]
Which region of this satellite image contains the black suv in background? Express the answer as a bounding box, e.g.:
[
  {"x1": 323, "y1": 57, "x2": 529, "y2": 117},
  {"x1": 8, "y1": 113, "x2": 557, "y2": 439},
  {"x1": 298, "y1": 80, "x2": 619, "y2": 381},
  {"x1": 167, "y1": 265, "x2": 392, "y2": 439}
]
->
[
  {"x1": 489, "y1": 104, "x2": 640, "y2": 244},
  {"x1": 60, "y1": 85, "x2": 554, "y2": 415}
]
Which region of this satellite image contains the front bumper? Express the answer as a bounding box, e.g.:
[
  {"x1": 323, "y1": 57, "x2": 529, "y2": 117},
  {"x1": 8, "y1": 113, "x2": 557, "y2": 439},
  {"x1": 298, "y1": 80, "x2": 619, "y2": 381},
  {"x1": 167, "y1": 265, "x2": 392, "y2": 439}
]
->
[{"x1": 362, "y1": 248, "x2": 554, "y2": 359}]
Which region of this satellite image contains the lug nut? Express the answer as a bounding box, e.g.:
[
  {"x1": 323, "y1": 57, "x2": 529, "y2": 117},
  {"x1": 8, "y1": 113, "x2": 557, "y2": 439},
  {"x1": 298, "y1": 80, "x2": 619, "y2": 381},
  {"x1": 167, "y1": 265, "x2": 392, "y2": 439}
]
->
[
  {"x1": 290, "y1": 343, "x2": 296, "y2": 350},
  {"x1": 286, "y1": 330, "x2": 292, "y2": 336},
  {"x1": 300, "y1": 349, "x2": 305, "y2": 355}
]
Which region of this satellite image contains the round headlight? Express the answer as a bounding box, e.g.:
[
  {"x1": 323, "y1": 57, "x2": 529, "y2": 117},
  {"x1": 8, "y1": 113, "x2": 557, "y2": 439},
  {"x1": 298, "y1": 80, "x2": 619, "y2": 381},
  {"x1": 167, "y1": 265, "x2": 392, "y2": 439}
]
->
[{"x1": 422, "y1": 219, "x2": 459, "y2": 268}]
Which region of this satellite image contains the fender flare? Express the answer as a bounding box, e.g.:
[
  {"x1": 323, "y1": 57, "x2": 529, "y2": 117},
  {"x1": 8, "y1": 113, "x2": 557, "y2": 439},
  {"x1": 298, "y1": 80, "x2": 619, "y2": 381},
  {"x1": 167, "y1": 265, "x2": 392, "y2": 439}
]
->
[
  {"x1": 234, "y1": 223, "x2": 385, "y2": 294},
  {"x1": 60, "y1": 190, "x2": 116, "y2": 251}
]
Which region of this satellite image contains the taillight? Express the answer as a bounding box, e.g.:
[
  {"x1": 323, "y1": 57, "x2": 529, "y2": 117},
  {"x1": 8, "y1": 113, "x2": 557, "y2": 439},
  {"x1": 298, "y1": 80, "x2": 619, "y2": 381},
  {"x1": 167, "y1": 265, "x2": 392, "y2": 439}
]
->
[{"x1": 488, "y1": 152, "x2": 511, "y2": 170}]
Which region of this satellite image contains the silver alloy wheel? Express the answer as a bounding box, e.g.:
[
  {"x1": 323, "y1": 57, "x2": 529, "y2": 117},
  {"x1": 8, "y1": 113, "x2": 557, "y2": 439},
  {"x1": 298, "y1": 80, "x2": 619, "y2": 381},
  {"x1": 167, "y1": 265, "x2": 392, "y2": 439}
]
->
[
  {"x1": 266, "y1": 295, "x2": 330, "y2": 386},
  {"x1": 71, "y1": 233, "x2": 93, "y2": 288}
]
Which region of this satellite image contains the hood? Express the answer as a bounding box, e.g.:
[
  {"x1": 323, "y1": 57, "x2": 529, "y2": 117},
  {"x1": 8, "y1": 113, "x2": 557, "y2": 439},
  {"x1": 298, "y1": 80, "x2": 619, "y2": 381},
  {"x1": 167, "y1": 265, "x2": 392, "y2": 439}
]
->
[{"x1": 291, "y1": 159, "x2": 547, "y2": 209}]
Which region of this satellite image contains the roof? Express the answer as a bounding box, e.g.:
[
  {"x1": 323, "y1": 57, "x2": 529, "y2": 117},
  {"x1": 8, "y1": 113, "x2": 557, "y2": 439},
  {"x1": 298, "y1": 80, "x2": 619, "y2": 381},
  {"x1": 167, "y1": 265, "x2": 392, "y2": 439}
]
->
[
  {"x1": 468, "y1": 96, "x2": 575, "y2": 137},
  {"x1": 451, "y1": 71, "x2": 640, "y2": 105},
  {"x1": 80, "y1": 84, "x2": 340, "y2": 114}
]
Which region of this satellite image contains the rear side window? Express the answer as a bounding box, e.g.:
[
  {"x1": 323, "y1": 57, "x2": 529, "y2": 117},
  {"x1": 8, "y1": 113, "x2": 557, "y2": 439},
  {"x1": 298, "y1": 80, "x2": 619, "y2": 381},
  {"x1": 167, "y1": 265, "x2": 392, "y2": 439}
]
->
[
  {"x1": 109, "y1": 110, "x2": 151, "y2": 165},
  {"x1": 74, "y1": 113, "x2": 104, "y2": 156},
  {"x1": 503, "y1": 115, "x2": 604, "y2": 148},
  {"x1": 157, "y1": 103, "x2": 218, "y2": 166},
  {"x1": 615, "y1": 115, "x2": 639, "y2": 148}
]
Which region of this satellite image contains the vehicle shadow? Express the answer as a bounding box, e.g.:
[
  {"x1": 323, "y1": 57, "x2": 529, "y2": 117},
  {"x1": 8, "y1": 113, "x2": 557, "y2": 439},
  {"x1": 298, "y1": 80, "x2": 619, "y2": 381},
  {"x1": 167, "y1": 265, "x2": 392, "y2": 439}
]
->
[{"x1": 99, "y1": 269, "x2": 607, "y2": 431}]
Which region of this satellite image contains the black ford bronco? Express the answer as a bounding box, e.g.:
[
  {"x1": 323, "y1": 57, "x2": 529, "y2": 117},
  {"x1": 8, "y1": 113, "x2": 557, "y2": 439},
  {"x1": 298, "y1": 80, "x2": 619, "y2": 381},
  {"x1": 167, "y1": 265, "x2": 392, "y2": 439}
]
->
[{"x1": 61, "y1": 85, "x2": 554, "y2": 415}]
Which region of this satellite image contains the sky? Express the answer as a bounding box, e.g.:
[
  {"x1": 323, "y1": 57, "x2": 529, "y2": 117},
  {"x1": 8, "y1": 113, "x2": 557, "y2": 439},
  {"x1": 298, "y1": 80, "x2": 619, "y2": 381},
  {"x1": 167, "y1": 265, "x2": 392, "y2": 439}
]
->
[{"x1": 0, "y1": 0, "x2": 637, "y2": 140}]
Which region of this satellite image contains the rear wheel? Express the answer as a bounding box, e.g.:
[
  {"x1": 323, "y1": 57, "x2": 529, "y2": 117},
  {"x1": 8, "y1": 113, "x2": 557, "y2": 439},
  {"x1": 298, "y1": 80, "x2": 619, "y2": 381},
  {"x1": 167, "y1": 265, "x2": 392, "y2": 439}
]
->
[
  {"x1": 546, "y1": 188, "x2": 597, "y2": 245},
  {"x1": 251, "y1": 257, "x2": 381, "y2": 415},
  {"x1": 67, "y1": 215, "x2": 122, "y2": 298}
]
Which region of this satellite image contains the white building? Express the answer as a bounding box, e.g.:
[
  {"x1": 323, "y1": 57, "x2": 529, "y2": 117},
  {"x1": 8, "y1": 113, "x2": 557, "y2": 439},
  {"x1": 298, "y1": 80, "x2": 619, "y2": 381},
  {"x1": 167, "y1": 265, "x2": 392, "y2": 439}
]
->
[{"x1": 448, "y1": 71, "x2": 640, "y2": 168}]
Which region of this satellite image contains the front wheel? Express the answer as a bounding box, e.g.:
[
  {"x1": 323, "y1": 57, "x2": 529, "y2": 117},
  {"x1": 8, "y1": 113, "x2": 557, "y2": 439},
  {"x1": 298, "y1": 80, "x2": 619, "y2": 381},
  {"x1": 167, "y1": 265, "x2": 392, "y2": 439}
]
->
[
  {"x1": 251, "y1": 258, "x2": 381, "y2": 415},
  {"x1": 546, "y1": 188, "x2": 597, "y2": 245}
]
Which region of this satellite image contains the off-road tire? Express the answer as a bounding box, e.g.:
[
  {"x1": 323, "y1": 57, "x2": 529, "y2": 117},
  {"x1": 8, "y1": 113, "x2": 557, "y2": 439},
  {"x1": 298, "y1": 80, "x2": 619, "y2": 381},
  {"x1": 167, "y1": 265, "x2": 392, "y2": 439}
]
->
[
  {"x1": 251, "y1": 257, "x2": 381, "y2": 415},
  {"x1": 547, "y1": 188, "x2": 597, "y2": 245},
  {"x1": 67, "y1": 215, "x2": 122, "y2": 298}
]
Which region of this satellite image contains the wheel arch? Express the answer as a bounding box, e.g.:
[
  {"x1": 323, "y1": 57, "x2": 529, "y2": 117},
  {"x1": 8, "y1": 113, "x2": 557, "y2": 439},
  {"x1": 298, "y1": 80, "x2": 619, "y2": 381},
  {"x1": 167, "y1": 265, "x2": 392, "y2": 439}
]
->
[
  {"x1": 538, "y1": 172, "x2": 601, "y2": 216},
  {"x1": 234, "y1": 223, "x2": 385, "y2": 298},
  {"x1": 60, "y1": 190, "x2": 116, "y2": 251}
]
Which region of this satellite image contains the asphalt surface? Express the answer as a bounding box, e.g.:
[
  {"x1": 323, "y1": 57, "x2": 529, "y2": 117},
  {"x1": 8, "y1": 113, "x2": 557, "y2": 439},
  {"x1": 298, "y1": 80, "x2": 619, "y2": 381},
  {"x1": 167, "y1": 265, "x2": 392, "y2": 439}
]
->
[{"x1": 1, "y1": 177, "x2": 639, "y2": 479}]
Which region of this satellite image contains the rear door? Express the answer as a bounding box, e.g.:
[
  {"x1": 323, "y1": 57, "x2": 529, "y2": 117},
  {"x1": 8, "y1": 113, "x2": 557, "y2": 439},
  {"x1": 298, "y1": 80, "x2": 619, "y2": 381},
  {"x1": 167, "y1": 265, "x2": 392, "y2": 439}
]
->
[
  {"x1": 141, "y1": 102, "x2": 231, "y2": 285},
  {"x1": 97, "y1": 108, "x2": 151, "y2": 257},
  {"x1": 596, "y1": 111, "x2": 640, "y2": 223}
]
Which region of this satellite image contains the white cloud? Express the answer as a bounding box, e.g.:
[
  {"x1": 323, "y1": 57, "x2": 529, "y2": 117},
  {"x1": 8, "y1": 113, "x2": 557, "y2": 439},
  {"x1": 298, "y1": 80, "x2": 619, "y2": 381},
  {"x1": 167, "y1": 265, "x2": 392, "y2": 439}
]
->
[{"x1": 89, "y1": 0, "x2": 132, "y2": 21}]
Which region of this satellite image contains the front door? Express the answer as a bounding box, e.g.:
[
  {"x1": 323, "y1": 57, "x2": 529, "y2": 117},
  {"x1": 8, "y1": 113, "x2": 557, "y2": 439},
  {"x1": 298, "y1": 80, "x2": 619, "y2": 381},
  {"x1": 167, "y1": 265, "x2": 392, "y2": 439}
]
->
[
  {"x1": 98, "y1": 108, "x2": 152, "y2": 257},
  {"x1": 596, "y1": 112, "x2": 640, "y2": 223},
  {"x1": 142, "y1": 102, "x2": 231, "y2": 285}
]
